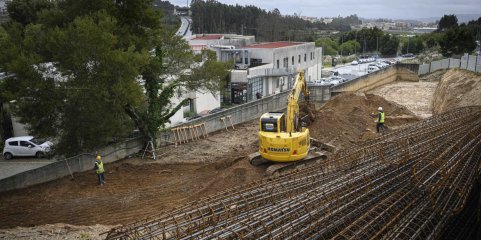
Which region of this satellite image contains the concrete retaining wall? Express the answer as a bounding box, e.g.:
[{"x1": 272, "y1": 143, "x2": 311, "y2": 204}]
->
[
  {"x1": 158, "y1": 90, "x2": 291, "y2": 144},
  {"x1": 308, "y1": 85, "x2": 331, "y2": 102},
  {"x1": 330, "y1": 64, "x2": 419, "y2": 95},
  {"x1": 0, "y1": 138, "x2": 143, "y2": 193}
]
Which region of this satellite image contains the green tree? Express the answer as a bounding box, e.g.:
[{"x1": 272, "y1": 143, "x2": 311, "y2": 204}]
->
[
  {"x1": 438, "y1": 14, "x2": 458, "y2": 31},
  {"x1": 379, "y1": 35, "x2": 399, "y2": 56},
  {"x1": 315, "y1": 38, "x2": 338, "y2": 56},
  {"x1": 401, "y1": 36, "x2": 425, "y2": 54},
  {"x1": 6, "y1": 0, "x2": 55, "y2": 26},
  {"x1": 439, "y1": 27, "x2": 476, "y2": 57},
  {"x1": 339, "y1": 40, "x2": 360, "y2": 56},
  {"x1": 0, "y1": 0, "x2": 229, "y2": 156}
]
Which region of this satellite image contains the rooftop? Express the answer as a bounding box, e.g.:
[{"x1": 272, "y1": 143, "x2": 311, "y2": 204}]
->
[
  {"x1": 245, "y1": 42, "x2": 303, "y2": 49},
  {"x1": 191, "y1": 34, "x2": 224, "y2": 40}
]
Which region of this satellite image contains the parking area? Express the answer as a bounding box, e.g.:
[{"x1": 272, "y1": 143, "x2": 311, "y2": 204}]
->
[
  {"x1": 0, "y1": 158, "x2": 55, "y2": 180},
  {"x1": 332, "y1": 58, "x2": 401, "y2": 77}
]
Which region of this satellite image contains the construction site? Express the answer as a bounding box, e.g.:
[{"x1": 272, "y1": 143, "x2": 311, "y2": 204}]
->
[{"x1": 1, "y1": 68, "x2": 481, "y2": 239}]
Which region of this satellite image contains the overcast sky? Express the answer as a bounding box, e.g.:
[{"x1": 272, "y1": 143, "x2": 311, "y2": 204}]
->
[{"x1": 170, "y1": 0, "x2": 481, "y2": 20}]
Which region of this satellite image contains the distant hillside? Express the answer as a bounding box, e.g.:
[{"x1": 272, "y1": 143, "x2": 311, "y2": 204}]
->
[
  {"x1": 190, "y1": 0, "x2": 360, "y2": 42},
  {"x1": 417, "y1": 14, "x2": 481, "y2": 23},
  {"x1": 152, "y1": 0, "x2": 180, "y2": 31}
]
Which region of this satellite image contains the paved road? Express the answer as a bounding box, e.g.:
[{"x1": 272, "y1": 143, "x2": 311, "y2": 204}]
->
[
  {"x1": 0, "y1": 158, "x2": 55, "y2": 180},
  {"x1": 176, "y1": 16, "x2": 192, "y2": 38}
]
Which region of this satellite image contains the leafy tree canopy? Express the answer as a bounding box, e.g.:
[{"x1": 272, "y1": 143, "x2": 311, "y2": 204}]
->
[
  {"x1": 315, "y1": 38, "x2": 338, "y2": 56},
  {"x1": 0, "y1": 0, "x2": 230, "y2": 156},
  {"x1": 438, "y1": 14, "x2": 458, "y2": 31}
]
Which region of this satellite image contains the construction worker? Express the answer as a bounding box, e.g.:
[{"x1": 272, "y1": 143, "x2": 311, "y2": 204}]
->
[
  {"x1": 94, "y1": 155, "x2": 105, "y2": 186},
  {"x1": 370, "y1": 107, "x2": 385, "y2": 134}
]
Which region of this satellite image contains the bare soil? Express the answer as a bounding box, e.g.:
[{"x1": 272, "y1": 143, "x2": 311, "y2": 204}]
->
[
  {"x1": 309, "y1": 93, "x2": 419, "y2": 149},
  {"x1": 5, "y1": 69, "x2": 478, "y2": 238},
  {"x1": 433, "y1": 69, "x2": 481, "y2": 114},
  {"x1": 367, "y1": 81, "x2": 439, "y2": 119}
]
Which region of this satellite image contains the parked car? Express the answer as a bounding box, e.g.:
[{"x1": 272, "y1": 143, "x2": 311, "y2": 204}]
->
[
  {"x1": 367, "y1": 65, "x2": 380, "y2": 73},
  {"x1": 3, "y1": 136, "x2": 53, "y2": 159},
  {"x1": 208, "y1": 107, "x2": 223, "y2": 114},
  {"x1": 328, "y1": 76, "x2": 346, "y2": 82},
  {"x1": 351, "y1": 60, "x2": 359, "y2": 65}
]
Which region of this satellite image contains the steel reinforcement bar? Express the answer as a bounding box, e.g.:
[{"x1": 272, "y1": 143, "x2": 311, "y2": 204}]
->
[{"x1": 105, "y1": 106, "x2": 481, "y2": 240}]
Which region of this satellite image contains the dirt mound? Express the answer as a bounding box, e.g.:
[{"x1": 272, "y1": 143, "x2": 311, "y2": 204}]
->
[
  {"x1": 299, "y1": 101, "x2": 316, "y2": 124},
  {"x1": 433, "y1": 69, "x2": 481, "y2": 114},
  {"x1": 309, "y1": 93, "x2": 420, "y2": 149},
  {"x1": 420, "y1": 69, "x2": 447, "y2": 82}
]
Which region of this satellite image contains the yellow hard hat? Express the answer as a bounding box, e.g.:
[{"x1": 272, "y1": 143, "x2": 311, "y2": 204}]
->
[{"x1": 96, "y1": 155, "x2": 101, "y2": 160}]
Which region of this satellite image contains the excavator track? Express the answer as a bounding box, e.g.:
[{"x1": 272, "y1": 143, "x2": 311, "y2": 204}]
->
[
  {"x1": 249, "y1": 148, "x2": 330, "y2": 176},
  {"x1": 264, "y1": 151, "x2": 328, "y2": 176}
]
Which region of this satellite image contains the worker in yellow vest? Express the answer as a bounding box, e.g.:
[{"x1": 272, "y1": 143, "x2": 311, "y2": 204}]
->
[
  {"x1": 373, "y1": 107, "x2": 385, "y2": 134},
  {"x1": 94, "y1": 155, "x2": 105, "y2": 186}
]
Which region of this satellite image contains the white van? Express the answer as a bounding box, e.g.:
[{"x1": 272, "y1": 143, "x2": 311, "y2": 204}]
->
[{"x1": 3, "y1": 136, "x2": 53, "y2": 159}]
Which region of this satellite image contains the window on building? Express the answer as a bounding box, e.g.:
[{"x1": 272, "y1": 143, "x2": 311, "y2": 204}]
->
[
  {"x1": 276, "y1": 59, "x2": 280, "y2": 69},
  {"x1": 292, "y1": 56, "x2": 294, "y2": 65},
  {"x1": 304, "y1": 54, "x2": 307, "y2": 62},
  {"x1": 298, "y1": 55, "x2": 301, "y2": 63},
  {"x1": 276, "y1": 79, "x2": 280, "y2": 88},
  {"x1": 312, "y1": 52, "x2": 315, "y2": 60},
  {"x1": 283, "y1": 57, "x2": 288, "y2": 68},
  {"x1": 248, "y1": 77, "x2": 263, "y2": 101}
]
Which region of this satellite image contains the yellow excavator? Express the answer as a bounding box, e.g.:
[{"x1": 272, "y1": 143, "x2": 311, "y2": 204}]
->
[{"x1": 249, "y1": 70, "x2": 333, "y2": 175}]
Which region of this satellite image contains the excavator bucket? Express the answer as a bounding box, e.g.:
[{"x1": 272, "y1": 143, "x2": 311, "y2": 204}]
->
[{"x1": 299, "y1": 101, "x2": 317, "y2": 125}]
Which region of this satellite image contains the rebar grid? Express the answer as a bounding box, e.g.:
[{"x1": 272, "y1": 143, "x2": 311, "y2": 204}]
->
[{"x1": 106, "y1": 106, "x2": 481, "y2": 240}]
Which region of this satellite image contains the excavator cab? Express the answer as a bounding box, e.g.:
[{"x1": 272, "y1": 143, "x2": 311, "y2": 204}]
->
[
  {"x1": 258, "y1": 112, "x2": 310, "y2": 162},
  {"x1": 260, "y1": 112, "x2": 286, "y2": 133}
]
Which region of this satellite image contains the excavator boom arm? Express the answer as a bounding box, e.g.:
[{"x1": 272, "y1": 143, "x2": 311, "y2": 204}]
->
[{"x1": 286, "y1": 71, "x2": 309, "y2": 133}]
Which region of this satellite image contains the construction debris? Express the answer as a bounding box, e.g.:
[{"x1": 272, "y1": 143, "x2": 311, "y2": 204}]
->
[{"x1": 105, "y1": 106, "x2": 481, "y2": 239}]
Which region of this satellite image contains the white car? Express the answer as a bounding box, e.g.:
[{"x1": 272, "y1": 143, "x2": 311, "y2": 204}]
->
[
  {"x1": 351, "y1": 60, "x2": 359, "y2": 65},
  {"x1": 368, "y1": 65, "x2": 380, "y2": 73},
  {"x1": 328, "y1": 76, "x2": 346, "y2": 83},
  {"x1": 3, "y1": 136, "x2": 53, "y2": 159}
]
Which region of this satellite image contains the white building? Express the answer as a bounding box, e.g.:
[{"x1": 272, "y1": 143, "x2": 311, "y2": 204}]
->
[{"x1": 229, "y1": 42, "x2": 322, "y2": 103}]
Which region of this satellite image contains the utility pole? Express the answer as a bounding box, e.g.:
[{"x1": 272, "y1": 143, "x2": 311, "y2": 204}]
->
[
  {"x1": 363, "y1": 39, "x2": 366, "y2": 56},
  {"x1": 355, "y1": 31, "x2": 358, "y2": 56},
  {"x1": 340, "y1": 35, "x2": 344, "y2": 56},
  {"x1": 406, "y1": 37, "x2": 410, "y2": 54}
]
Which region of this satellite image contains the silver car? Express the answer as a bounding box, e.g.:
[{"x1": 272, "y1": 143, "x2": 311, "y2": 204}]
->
[{"x1": 3, "y1": 136, "x2": 53, "y2": 159}]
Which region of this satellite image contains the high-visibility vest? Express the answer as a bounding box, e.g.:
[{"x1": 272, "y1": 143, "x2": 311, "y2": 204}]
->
[
  {"x1": 379, "y1": 112, "x2": 385, "y2": 123},
  {"x1": 96, "y1": 161, "x2": 105, "y2": 174}
]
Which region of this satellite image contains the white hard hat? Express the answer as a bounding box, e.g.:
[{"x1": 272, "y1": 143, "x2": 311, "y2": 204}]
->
[{"x1": 378, "y1": 107, "x2": 383, "y2": 111}]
